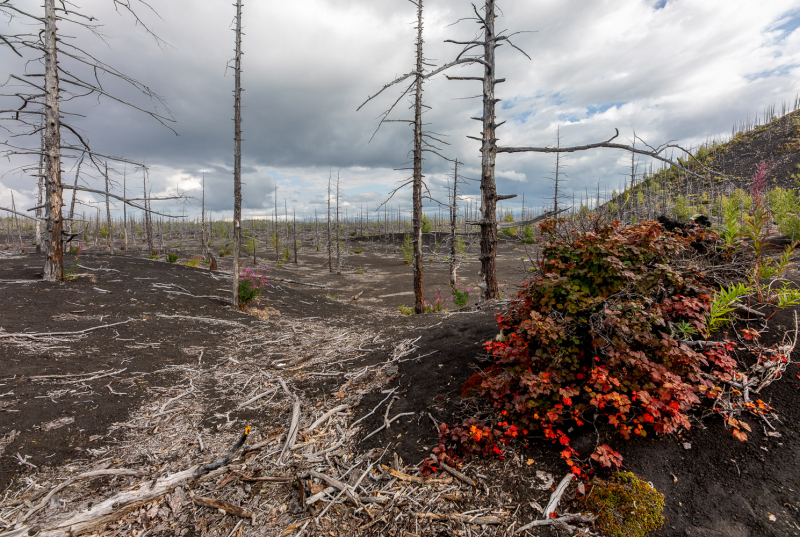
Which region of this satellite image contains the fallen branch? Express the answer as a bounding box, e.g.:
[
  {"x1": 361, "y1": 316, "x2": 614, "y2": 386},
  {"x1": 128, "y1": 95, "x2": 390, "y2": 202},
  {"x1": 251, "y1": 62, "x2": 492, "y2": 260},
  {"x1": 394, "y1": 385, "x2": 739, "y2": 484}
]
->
[
  {"x1": 303, "y1": 404, "x2": 348, "y2": 435},
  {"x1": 515, "y1": 513, "x2": 596, "y2": 533},
  {"x1": 20, "y1": 468, "x2": 147, "y2": 523},
  {"x1": 543, "y1": 473, "x2": 573, "y2": 519},
  {"x1": 192, "y1": 494, "x2": 254, "y2": 521},
  {"x1": 0, "y1": 319, "x2": 134, "y2": 340},
  {"x1": 437, "y1": 459, "x2": 476, "y2": 487},
  {"x1": 417, "y1": 512, "x2": 502, "y2": 525},
  {"x1": 236, "y1": 387, "x2": 278, "y2": 410},
  {"x1": 270, "y1": 277, "x2": 327, "y2": 288}
]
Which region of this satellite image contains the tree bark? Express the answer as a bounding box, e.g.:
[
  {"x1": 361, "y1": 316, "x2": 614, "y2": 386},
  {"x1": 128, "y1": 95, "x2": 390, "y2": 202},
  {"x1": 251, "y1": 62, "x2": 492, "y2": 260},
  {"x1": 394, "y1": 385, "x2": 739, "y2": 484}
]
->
[
  {"x1": 68, "y1": 153, "x2": 83, "y2": 236},
  {"x1": 123, "y1": 166, "x2": 128, "y2": 250},
  {"x1": 335, "y1": 171, "x2": 341, "y2": 274},
  {"x1": 36, "y1": 123, "x2": 44, "y2": 253},
  {"x1": 104, "y1": 161, "x2": 113, "y2": 251},
  {"x1": 478, "y1": 0, "x2": 499, "y2": 300},
  {"x1": 412, "y1": 0, "x2": 425, "y2": 314},
  {"x1": 232, "y1": 0, "x2": 243, "y2": 309},
  {"x1": 43, "y1": 0, "x2": 64, "y2": 281},
  {"x1": 449, "y1": 159, "x2": 458, "y2": 286},
  {"x1": 327, "y1": 174, "x2": 332, "y2": 272}
]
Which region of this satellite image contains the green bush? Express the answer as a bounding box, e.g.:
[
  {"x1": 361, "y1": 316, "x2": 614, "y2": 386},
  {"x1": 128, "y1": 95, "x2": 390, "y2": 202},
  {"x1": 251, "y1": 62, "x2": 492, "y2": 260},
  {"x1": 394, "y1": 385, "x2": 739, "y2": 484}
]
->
[
  {"x1": 401, "y1": 234, "x2": 414, "y2": 265},
  {"x1": 237, "y1": 279, "x2": 259, "y2": 307},
  {"x1": 769, "y1": 187, "x2": 800, "y2": 240},
  {"x1": 422, "y1": 214, "x2": 432, "y2": 233},
  {"x1": 166, "y1": 253, "x2": 179, "y2": 263}
]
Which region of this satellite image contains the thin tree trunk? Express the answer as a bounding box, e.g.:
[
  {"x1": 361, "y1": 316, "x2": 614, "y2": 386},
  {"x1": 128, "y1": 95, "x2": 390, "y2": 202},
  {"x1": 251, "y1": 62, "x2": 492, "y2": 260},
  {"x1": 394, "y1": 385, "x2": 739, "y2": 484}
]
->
[
  {"x1": 11, "y1": 192, "x2": 23, "y2": 249},
  {"x1": 293, "y1": 208, "x2": 297, "y2": 264},
  {"x1": 201, "y1": 173, "x2": 208, "y2": 259},
  {"x1": 232, "y1": 0, "x2": 243, "y2": 309},
  {"x1": 144, "y1": 170, "x2": 153, "y2": 254},
  {"x1": 43, "y1": 0, "x2": 64, "y2": 281},
  {"x1": 68, "y1": 153, "x2": 83, "y2": 236},
  {"x1": 123, "y1": 166, "x2": 128, "y2": 250},
  {"x1": 450, "y1": 159, "x2": 459, "y2": 286},
  {"x1": 274, "y1": 184, "x2": 279, "y2": 261},
  {"x1": 336, "y1": 171, "x2": 341, "y2": 274},
  {"x1": 412, "y1": 0, "x2": 425, "y2": 313},
  {"x1": 104, "y1": 162, "x2": 113, "y2": 251},
  {"x1": 35, "y1": 123, "x2": 44, "y2": 253},
  {"x1": 327, "y1": 173, "x2": 332, "y2": 272},
  {"x1": 478, "y1": 0, "x2": 499, "y2": 300}
]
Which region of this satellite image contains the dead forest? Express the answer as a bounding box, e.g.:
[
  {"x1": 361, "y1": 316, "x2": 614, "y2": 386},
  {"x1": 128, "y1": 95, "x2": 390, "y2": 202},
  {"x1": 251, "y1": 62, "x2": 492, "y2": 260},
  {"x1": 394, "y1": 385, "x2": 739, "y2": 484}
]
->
[{"x1": 2, "y1": 1, "x2": 800, "y2": 537}]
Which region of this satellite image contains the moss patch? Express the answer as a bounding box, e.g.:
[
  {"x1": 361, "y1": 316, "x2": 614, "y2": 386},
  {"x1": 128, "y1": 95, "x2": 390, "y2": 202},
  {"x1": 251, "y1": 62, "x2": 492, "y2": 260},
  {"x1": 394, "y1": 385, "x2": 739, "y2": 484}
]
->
[{"x1": 583, "y1": 472, "x2": 664, "y2": 537}]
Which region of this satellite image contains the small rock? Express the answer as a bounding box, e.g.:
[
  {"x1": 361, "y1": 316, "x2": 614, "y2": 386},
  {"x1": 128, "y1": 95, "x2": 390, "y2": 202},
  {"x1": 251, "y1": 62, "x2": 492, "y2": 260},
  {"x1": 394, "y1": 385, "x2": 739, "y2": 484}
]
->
[{"x1": 682, "y1": 442, "x2": 691, "y2": 450}]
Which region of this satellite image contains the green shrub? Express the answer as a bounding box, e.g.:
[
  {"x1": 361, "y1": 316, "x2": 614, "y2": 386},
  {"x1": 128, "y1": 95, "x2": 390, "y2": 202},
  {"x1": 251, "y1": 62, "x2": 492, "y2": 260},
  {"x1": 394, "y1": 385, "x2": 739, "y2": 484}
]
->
[
  {"x1": 166, "y1": 253, "x2": 179, "y2": 263},
  {"x1": 499, "y1": 213, "x2": 517, "y2": 237},
  {"x1": 398, "y1": 304, "x2": 413, "y2": 315},
  {"x1": 583, "y1": 472, "x2": 664, "y2": 537},
  {"x1": 422, "y1": 214, "x2": 432, "y2": 233},
  {"x1": 477, "y1": 218, "x2": 738, "y2": 472},
  {"x1": 354, "y1": 249, "x2": 363, "y2": 254},
  {"x1": 401, "y1": 234, "x2": 414, "y2": 265},
  {"x1": 769, "y1": 187, "x2": 800, "y2": 240}
]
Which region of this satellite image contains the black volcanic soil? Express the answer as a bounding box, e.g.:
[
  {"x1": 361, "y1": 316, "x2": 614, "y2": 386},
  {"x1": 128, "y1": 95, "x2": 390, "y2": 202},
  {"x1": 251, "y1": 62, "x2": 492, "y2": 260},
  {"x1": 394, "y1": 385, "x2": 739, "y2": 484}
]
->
[{"x1": 1, "y1": 240, "x2": 800, "y2": 536}]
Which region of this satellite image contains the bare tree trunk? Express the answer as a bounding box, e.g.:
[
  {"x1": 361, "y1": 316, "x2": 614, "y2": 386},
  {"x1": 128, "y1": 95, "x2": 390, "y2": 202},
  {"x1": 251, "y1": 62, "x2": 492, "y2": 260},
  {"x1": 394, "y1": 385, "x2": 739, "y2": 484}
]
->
[
  {"x1": 35, "y1": 124, "x2": 44, "y2": 254},
  {"x1": 144, "y1": 170, "x2": 153, "y2": 254},
  {"x1": 336, "y1": 171, "x2": 341, "y2": 274},
  {"x1": 123, "y1": 166, "x2": 128, "y2": 250},
  {"x1": 327, "y1": 173, "x2": 332, "y2": 273},
  {"x1": 293, "y1": 208, "x2": 297, "y2": 264},
  {"x1": 478, "y1": 0, "x2": 499, "y2": 300},
  {"x1": 412, "y1": 0, "x2": 425, "y2": 314},
  {"x1": 554, "y1": 127, "x2": 561, "y2": 212},
  {"x1": 274, "y1": 184, "x2": 279, "y2": 261},
  {"x1": 285, "y1": 198, "x2": 289, "y2": 258},
  {"x1": 11, "y1": 192, "x2": 23, "y2": 249},
  {"x1": 450, "y1": 159, "x2": 459, "y2": 286},
  {"x1": 232, "y1": 0, "x2": 243, "y2": 309},
  {"x1": 68, "y1": 154, "x2": 83, "y2": 236},
  {"x1": 201, "y1": 173, "x2": 209, "y2": 260},
  {"x1": 104, "y1": 162, "x2": 113, "y2": 251},
  {"x1": 43, "y1": 0, "x2": 64, "y2": 281}
]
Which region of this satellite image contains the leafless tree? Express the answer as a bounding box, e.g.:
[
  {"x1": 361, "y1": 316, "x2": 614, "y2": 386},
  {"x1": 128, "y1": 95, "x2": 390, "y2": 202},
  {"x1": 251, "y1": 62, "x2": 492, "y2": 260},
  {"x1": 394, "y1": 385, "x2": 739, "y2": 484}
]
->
[
  {"x1": 230, "y1": 0, "x2": 244, "y2": 308},
  {"x1": 358, "y1": 0, "x2": 452, "y2": 313},
  {"x1": 327, "y1": 172, "x2": 332, "y2": 273},
  {"x1": 436, "y1": 1, "x2": 728, "y2": 299},
  {"x1": 0, "y1": 0, "x2": 178, "y2": 280},
  {"x1": 335, "y1": 171, "x2": 341, "y2": 275}
]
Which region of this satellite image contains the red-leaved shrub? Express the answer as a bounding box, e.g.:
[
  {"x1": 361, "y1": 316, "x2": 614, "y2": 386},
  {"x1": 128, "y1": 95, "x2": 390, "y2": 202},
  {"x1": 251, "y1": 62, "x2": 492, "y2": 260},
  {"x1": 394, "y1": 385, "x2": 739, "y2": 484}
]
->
[{"x1": 458, "y1": 218, "x2": 737, "y2": 473}]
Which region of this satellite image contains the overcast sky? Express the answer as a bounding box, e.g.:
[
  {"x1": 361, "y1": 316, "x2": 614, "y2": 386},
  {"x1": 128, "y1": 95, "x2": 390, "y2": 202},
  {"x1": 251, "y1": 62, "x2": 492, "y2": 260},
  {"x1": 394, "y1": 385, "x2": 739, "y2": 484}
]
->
[{"x1": 2, "y1": 0, "x2": 800, "y2": 222}]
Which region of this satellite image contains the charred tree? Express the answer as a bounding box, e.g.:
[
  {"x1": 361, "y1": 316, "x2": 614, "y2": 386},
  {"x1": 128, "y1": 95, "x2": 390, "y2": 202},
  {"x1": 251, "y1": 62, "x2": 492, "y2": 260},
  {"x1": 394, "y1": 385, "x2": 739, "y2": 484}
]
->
[
  {"x1": 42, "y1": 0, "x2": 63, "y2": 280},
  {"x1": 231, "y1": 0, "x2": 244, "y2": 308}
]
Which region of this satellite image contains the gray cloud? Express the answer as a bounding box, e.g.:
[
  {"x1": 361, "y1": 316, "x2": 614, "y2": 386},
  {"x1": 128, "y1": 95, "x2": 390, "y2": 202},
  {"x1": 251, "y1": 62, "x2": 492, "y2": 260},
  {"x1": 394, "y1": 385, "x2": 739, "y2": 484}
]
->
[{"x1": 2, "y1": 0, "x2": 800, "y2": 220}]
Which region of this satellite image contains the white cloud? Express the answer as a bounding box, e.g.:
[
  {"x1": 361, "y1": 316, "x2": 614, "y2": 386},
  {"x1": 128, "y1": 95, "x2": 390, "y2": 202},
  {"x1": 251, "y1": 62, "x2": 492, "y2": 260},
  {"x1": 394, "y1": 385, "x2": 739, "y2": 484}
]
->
[{"x1": 2, "y1": 0, "x2": 799, "y2": 219}]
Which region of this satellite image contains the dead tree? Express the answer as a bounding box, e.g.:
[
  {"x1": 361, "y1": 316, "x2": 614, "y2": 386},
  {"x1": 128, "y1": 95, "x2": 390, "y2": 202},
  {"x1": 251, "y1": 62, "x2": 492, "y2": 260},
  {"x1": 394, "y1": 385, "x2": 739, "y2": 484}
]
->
[
  {"x1": 0, "y1": 0, "x2": 177, "y2": 280},
  {"x1": 104, "y1": 162, "x2": 113, "y2": 250},
  {"x1": 122, "y1": 166, "x2": 128, "y2": 250},
  {"x1": 436, "y1": 1, "x2": 725, "y2": 299},
  {"x1": 449, "y1": 159, "x2": 459, "y2": 286},
  {"x1": 336, "y1": 171, "x2": 341, "y2": 275},
  {"x1": 293, "y1": 207, "x2": 297, "y2": 264},
  {"x1": 327, "y1": 172, "x2": 333, "y2": 273},
  {"x1": 357, "y1": 0, "x2": 434, "y2": 313},
  {"x1": 231, "y1": 0, "x2": 244, "y2": 308},
  {"x1": 201, "y1": 173, "x2": 209, "y2": 260},
  {"x1": 550, "y1": 126, "x2": 568, "y2": 212}
]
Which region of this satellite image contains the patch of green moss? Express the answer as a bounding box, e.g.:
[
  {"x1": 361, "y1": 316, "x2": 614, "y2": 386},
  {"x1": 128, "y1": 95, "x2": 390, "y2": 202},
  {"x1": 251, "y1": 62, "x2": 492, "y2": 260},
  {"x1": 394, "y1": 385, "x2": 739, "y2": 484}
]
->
[{"x1": 583, "y1": 472, "x2": 664, "y2": 537}]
